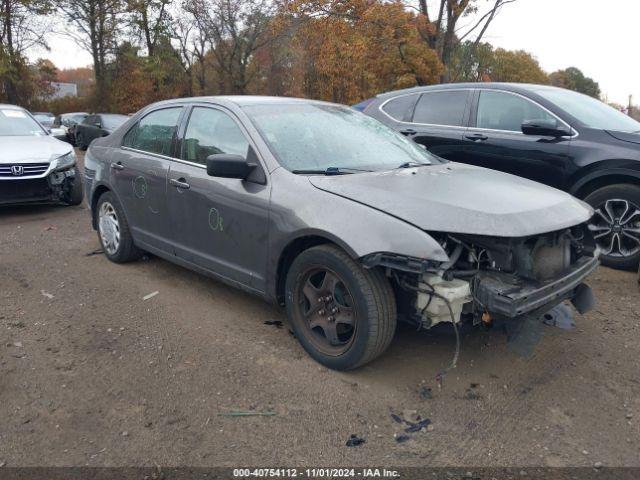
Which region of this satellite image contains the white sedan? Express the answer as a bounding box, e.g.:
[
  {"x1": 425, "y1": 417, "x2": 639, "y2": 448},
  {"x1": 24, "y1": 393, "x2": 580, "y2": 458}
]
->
[{"x1": 0, "y1": 104, "x2": 83, "y2": 206}]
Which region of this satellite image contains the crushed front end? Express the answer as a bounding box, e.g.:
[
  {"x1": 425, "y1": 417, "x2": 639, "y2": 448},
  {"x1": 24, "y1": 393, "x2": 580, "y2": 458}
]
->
[
  {"x1": 0, "y1": 152, "x2": 79, "y2": 206},
  {"x1": 364, "y1": 223, "x2": 598, "y2": 334}
]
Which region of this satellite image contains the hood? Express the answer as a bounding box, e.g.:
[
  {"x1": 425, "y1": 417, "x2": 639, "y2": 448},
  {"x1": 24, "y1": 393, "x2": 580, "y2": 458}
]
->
[
  {"x1": 0, "y1": 136, "x2": 72, "y2": 164},
  {"x1": 605, "y1": 130, "x2": 640, "y2": 145},
  {"x1": 308, "y1": 162, "x2": 593, "y2": 237}
]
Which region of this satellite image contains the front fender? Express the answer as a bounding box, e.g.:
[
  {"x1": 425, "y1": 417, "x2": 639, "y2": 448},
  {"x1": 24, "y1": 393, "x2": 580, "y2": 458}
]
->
[{"x1": 266, "y1": 170, "x2": 449, "y2": 301}]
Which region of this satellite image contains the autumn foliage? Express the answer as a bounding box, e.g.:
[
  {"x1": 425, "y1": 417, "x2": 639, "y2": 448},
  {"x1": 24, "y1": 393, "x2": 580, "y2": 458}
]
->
[
  {"x1": 1, "y1": 0, "x2": 605, "y2": 114},
  {"x1": 263, "y1": 0, "x2": 442, "y2": 104}
]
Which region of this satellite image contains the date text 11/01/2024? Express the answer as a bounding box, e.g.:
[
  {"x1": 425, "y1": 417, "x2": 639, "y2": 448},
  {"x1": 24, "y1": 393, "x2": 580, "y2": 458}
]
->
[{"x1": 233, "y1": 468, "x2": 400, "y2": 478}]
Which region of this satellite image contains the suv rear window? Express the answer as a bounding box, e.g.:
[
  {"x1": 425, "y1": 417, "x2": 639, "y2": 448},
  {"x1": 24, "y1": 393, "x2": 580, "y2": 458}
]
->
[
  {"x1": 412, "y1": 90, "x2": 468, "y2": 126},
  {"x1": 381, "y1": 94, "x2": 419, "y2": 122}
]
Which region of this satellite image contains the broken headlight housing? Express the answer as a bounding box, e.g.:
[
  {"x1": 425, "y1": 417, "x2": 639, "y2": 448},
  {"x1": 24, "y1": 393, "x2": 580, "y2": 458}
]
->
[{"x1": 52, "y1": 151, "x2": 76, "y2": 172}]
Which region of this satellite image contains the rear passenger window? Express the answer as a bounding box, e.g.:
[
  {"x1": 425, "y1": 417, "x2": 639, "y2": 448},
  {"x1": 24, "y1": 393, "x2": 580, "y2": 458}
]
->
[
  {"x1": 412, "y1": 91, "x2": 468, "y2": 126},
  {"x1": 123, "y1": 107, "x2": 182, "y2": 156},
  {"x1": 381, "y1": 94, "x2": 419, "y2": 122}
]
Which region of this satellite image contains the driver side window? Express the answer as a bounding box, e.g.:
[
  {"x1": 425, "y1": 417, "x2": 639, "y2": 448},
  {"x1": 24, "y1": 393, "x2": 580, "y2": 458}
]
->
[
  {"x1": 182, "y1": 107, "x2": 249, "y2": 165},
  {"x1": 476, "y1": 91, "x2": 556, "y2": 132}
]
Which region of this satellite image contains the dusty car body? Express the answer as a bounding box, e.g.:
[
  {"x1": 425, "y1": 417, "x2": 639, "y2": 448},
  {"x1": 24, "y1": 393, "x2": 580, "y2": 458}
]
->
[
  {"x1": 84, "y1": 96, "x2": 598, "y2": 370},
  {"x1": 0, "y1": 104, "x2": 83, "y2": 206}
]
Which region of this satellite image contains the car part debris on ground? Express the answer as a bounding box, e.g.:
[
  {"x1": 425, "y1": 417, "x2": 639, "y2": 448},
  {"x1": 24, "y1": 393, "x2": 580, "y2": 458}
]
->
[
  {"x1": 345, "y1": 434, "x2": 365, "y2": 447},
  {"x1": 142, "y1": 291, "x2": 159, "y2": 301},
  {"x1": 217, "y1": 411, "x2": 277, "y2": 417}
]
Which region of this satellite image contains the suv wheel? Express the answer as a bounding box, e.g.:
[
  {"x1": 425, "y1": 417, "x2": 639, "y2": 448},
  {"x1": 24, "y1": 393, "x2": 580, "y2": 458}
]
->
[
  {"x1": 96, "y1": 191, "x2": 142, "y2": 263},
  {"x1": 285, "y1": 244, "x2": 396, "y2": 370},
  {"x1": 584, "y1": 183, "x2": 640, "y2": 270}
]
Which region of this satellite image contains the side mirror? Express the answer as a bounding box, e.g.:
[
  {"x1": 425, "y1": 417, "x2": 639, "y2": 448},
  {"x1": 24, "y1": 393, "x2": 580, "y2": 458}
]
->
[
  {"x1": 95, "y1": 122, "x2": 102, "y2": 129},
  {"x1": 206, "y1": 153, "x2": 256, "y2": 180},
  {"x1": 521, "y1": 119, "x2": 571, "y2": 137}
]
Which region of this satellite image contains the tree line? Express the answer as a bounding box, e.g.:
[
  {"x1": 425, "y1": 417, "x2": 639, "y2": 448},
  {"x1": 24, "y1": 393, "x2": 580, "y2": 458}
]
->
[{"x1": 0, "y1": 0, "x2": 604, "y2": 114}]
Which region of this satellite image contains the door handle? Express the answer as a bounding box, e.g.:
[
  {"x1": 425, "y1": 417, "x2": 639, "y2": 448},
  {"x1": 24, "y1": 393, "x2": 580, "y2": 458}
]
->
[
  {"x1": 400, "y1": 128, "x2": 417, "y2": 136},
  {"x1": 169, "y1": 178, "x2": 190, "y2": 190},
  {"x1": 465, "y1": 133, "x2": 489, "y2": 141},
  {"x1": 110, "y1": 162, "x2": 124, "y2": 170}
]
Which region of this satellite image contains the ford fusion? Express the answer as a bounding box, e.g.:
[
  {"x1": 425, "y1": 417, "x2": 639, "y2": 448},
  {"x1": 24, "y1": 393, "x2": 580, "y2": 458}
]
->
[
  {"x1": 0, "y1": 104, "x2": 83, "y2": 206},
  {"x1": 84, "y1": 96, "x2": 598, "y2": 370}
]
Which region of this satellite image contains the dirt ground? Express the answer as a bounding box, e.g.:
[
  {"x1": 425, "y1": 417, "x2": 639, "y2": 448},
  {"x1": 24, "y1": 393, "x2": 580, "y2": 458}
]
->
[{"x1": 1, "y1": 152, "x2": 639, "y2": 468}]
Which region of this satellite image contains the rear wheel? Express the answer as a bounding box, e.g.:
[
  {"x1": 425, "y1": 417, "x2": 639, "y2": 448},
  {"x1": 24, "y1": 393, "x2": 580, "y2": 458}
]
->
[
  {"x1": 96, "y1": 191, "x2": 142, "y2": 263},
  {"x1": 584, "y1": 183, "x2": 640, "y2": 270},
  {"x1": 285, "y1": 244, "x2": 396, "y2": 370}
]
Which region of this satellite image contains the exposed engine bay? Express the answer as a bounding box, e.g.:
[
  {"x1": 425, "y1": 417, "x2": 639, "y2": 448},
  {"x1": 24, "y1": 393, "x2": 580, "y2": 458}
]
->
[{"x1": 364, "y1": 223, "x2": 599, "y2": 330}]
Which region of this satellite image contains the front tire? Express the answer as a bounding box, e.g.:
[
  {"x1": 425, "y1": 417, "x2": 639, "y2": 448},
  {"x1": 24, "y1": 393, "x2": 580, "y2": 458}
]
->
[
  {"x1": 584, "y1": 183, "x2": 640, "y2": 270},
  {"x1": 96, "y1": 191, "x2": 142, "y2": 263},
  {"x1": 285, "y1": 244, "x2": 396, "y2": 370}
]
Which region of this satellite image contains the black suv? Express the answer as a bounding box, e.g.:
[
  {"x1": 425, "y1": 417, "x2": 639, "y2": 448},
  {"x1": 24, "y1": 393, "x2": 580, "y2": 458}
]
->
[{"x1": 357, "y1": 83, "x2": 640, "y2": 269}]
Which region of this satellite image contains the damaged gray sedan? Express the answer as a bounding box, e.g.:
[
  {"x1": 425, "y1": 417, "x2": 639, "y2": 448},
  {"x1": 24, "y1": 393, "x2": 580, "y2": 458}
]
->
[{"x1": 84, "y1": 96, "x2": 598, "y2": 370}]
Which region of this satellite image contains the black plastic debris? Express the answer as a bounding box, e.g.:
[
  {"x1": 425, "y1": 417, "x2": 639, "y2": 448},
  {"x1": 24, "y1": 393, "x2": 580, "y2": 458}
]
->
[
  {"x1": 345, "y1": 434, "x2": 365, "y2": 447},
  {"x1": 419, "y1": 386, "x2": 433, "y2": 400},
  {"x1": 542, "y1": 304, "x2": 575, "y2": 331},
  {"x1": 463, "y1": 389, "x2": 482, "y2": 401},
  {"x1": 571, "y1": 283, "x2": 595, "y2": 314},
  {"x1": 404, "y1": 418, "x2": 431, "y2": 433},
  {"x1": 395, "y1": 434, "x2": 411, "y2": 443},
  {"x1": 264, "y1": 320, "x2": 283, "y2": 329},
  {"x1": 85, "y1": 248, "x2": 104, "y2": 257},
  {"x1": 390, "y1": 413, "x2": 403, "y2": 424}
]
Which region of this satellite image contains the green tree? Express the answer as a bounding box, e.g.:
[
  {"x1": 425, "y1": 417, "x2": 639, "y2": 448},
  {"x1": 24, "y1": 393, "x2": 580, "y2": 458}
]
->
[
  {"x1": 488, "y1": 48, "x2": 549, "y2": 84},
  {"x1": 0, "y1": 0, "x2": 51, "y2": 104},
  {"x1": 415, "y1": 0, "x2": 518, "y2": 81},
  {"x1": 450, "y1": 42, "x2": 549, "y2": 84},
  {"x1": 57, "y1": 0, "x2": 124, "y2": 109},
  {"x1": 549, "y1": 67, "x2": 600, "y2": 98}
]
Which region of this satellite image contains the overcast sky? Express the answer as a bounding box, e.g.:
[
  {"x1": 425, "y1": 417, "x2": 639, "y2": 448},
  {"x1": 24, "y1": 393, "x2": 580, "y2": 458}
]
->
[{"x1": 28, "y1": 0, "x2": 638, "y2": 105}]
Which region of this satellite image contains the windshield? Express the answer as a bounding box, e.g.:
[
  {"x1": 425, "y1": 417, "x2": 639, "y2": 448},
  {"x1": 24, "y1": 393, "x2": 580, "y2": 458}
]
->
[
  {"x1": 0, "y1": 108, "x2": 47, "y2": 136},
  {"x1": 66, "y1": 113, "x2": 88, "y2": 124},
  {"x1": 535, "y1": 88, "x2": 640, "y2": 132},
  {"x1": 102, "y1": 114, "x2": 129, "y2": 129},
  {"x1": 243, "y1": 103, "x2": 439, "y2": 172}
]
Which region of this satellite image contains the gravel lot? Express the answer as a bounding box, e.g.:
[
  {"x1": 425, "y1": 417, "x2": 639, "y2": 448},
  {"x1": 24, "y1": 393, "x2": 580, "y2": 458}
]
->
[{"x1": 1, "y1": 153, "x2": 639, "y2": 468}]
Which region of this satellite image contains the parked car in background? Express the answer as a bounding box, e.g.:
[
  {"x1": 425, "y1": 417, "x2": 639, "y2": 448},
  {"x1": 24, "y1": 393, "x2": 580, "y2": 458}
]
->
[
  {"x1": 32, "y1": 112, "x2": 55, "y2": 128},
  {"x1": 75, "y1": 113, "x2": 129, "y2": 150},
  {"x1": 358, "y1": 83, "x2": 640, "y2": 269},
  {"x1": 53, "y1": 112, "x2": 88, "y2": 145},
  {"x1": 0, "y1": 104, "x2": 83, "y2": 206},
  {"x1": 84, "y1": 96, "x2": 597, "y2": 370}
]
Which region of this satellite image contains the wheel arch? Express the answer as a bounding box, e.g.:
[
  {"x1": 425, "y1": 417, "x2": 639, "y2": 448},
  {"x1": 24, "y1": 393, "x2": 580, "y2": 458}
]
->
[
  {"x1": 90, "y1": 182, "x2": 126, "y2": 230},
  {"x1": 274, "y1": 232, "x2": 358, "y2": 306},
  {"x1": 570, "y1": 167, "x2": 640, "y2": 199}
]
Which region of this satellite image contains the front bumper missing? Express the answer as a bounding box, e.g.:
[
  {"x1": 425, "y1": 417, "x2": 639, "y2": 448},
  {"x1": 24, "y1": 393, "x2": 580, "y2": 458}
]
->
[
  {"x1": 0, "y1": 168, "x2": 77, "y2": 206},
  {"x1": 474, "y1": 256, "x2": 599, "y2": 318}
]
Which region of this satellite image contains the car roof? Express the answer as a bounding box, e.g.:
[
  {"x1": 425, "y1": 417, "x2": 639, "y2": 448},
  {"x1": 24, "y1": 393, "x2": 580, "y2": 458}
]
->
[
  {"x1": 374, "y1": 82, "x2": 566, "y2": 99},
  {"x1": 0, "y1": 104, "x2": 25, "y2": 110},
  {"x1": 147, "y1": 95, "x2": 336, "y2": 110}
]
